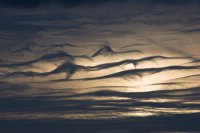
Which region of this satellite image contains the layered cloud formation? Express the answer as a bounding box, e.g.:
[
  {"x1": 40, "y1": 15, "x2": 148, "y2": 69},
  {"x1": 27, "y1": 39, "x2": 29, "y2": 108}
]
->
[{"x1": 0, "y1": 0, "x2": 200, "y2": 132}]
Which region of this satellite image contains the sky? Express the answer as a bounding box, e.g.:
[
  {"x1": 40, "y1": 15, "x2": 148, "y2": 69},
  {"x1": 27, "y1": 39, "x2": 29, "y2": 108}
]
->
[
  {"x1": 0, "y1": 0, "x2": 200, "y2": 55},
  {"x1": 0, "y1": 0, "x2": 200, "y2": 133}
]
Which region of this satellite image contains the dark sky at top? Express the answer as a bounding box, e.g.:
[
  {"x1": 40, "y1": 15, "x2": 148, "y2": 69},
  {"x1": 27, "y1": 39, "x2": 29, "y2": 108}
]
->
[{"x1": 0, "y1": 0, "x2": 200, "y2": 8}]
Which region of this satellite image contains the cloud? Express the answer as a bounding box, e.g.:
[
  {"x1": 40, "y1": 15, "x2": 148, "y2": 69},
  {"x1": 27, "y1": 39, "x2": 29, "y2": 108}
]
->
[{"x1": 0, "y1": 0, "x2": 200, "y2": 58}]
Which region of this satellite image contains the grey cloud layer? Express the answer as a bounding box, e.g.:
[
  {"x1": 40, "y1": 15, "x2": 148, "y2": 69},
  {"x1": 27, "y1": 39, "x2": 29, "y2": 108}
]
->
[{"x1": 0, "y1": 1, "x2": 200, "y2": 56}]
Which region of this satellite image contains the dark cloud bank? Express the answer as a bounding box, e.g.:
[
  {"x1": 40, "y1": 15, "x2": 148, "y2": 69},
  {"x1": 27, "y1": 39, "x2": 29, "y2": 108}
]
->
[{"x1": 0, "y1": 0, "x2": 200, "y2": 8}]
